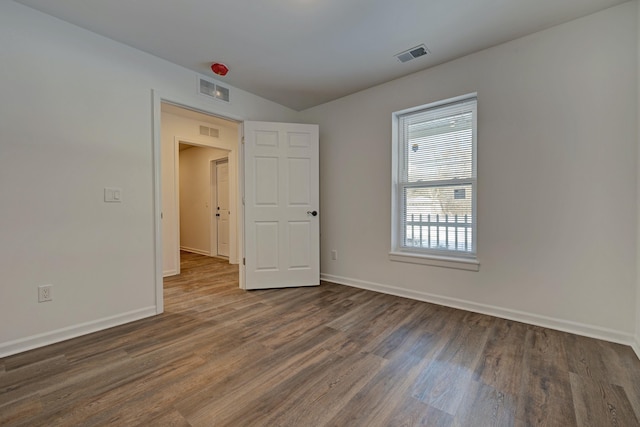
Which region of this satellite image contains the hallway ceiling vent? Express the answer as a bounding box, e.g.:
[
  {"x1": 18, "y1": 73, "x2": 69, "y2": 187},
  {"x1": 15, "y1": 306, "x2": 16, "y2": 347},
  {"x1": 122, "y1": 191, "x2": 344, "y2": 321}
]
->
[
  {"x1": 395, "y1": 44, "x2": 430, "y2": 63},
  {"x1": 198, "y1": 76, "x2": 231, "y2": 103},
  {"x1": 199, "y1": 125, "x2": 220, "y2": 138}
]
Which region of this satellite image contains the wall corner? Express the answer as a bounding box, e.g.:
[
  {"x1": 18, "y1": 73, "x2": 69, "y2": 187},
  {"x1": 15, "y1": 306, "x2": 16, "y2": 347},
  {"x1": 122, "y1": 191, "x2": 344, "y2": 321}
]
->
[{"x1": 635, "y1": 0, "x2": 640, "y2": 360}]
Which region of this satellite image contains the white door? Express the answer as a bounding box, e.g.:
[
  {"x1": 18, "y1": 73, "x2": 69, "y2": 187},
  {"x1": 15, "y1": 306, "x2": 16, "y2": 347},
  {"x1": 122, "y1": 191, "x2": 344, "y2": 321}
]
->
[
  {"x1": 243, "y1": 121, "x2": 319, "y2": 290},
  {"x1": 216, "y1": 159, "x2": 230, "y2": 257}
]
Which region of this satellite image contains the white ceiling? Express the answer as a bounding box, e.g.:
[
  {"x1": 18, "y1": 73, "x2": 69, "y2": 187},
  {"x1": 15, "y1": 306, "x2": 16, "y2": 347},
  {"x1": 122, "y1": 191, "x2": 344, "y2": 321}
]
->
[{"x1": 15, "y1": 0, "x2": 629, "y2": 111}]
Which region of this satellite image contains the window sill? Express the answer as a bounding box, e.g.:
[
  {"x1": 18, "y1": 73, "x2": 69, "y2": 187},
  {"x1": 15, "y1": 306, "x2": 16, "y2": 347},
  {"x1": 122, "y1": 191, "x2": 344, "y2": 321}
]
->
[{"x1": 389, "y1": 251, "x2": 480, "y2": 271}]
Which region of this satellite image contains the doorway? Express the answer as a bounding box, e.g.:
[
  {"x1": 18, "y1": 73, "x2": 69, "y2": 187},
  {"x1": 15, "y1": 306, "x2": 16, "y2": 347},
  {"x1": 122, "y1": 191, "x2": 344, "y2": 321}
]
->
[
  {"x1": 152, "y1": 93, "x2": 319, "y2": 313},
  {"x1": 159, "y1": 101, "x2": 240, "y2": 278},
  {"x1": 178, "y1": 143, "x2": 229, "y2": 259}
]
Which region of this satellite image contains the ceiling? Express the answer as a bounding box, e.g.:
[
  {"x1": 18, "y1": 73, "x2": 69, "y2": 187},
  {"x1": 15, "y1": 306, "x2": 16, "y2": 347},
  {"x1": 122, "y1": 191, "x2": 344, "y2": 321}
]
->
[{"x1": 15, "y1": 0, "x2": 628, "y2": 111}]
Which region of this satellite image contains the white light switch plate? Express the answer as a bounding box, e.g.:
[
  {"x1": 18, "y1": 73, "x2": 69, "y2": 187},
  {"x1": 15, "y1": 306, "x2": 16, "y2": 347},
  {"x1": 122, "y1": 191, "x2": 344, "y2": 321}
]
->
[{"x1": 104, "y1": 187, "x2": 122, "y2": 203}]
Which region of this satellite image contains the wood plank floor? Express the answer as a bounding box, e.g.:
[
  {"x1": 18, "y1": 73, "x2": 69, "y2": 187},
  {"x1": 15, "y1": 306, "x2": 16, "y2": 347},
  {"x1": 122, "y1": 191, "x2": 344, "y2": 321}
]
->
[{"x1": 2, "y1": 252, "x2": 639, "y2": 426}]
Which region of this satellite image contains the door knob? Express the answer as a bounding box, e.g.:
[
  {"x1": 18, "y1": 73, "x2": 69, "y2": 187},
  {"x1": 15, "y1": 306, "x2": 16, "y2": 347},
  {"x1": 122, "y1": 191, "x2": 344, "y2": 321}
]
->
[{"x1": 307, "y1": 210, "x2": 318, "y2": 216}]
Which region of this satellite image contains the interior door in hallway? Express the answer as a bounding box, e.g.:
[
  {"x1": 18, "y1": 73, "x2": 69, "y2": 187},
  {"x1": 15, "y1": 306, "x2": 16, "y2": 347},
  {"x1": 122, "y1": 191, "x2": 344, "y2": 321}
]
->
[
  {"x1": 216, "y1": 159, "x2": 230, "y2": 257},
  {"x1": 243, "y1": 121, "x2": 319, "y2": 290}
]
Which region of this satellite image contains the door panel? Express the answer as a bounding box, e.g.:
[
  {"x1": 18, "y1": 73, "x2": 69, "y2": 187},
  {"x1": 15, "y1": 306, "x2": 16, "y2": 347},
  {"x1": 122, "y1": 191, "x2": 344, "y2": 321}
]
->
[
  {"x1": 216, "y1": 160, "x2": 230, "y2": 257},
  {"x1": 288, "y1": 158, "x2": 310, "y2": 205},
  {"x1": 288, "y1": 221, "x2": 311, "y2": 269},
  {"x1": 255, "y1": 157, "x2": 279, "y2": 205},
  {"x1": 244, "y1": 121, "x2": 319, "y2": 289},
  {"x1": 255, "y1": 221, "x2": 279, "y2": 270}
]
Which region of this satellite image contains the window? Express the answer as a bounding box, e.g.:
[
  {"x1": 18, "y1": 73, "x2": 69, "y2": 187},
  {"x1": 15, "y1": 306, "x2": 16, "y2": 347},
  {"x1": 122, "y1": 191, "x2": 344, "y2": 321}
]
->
[{"x1": 391, "y1": 94, "x2": 478, "y2": 270}]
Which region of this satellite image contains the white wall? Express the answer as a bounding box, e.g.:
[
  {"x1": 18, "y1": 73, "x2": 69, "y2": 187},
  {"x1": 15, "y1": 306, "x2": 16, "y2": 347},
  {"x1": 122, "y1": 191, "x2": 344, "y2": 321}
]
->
[
  {"x1": 0, "y1": 2, "x2": 298, "y2": 357},
  {"x1": 161, "y1": 111, "x2": 239, "y2": 275},
  {"x1": 301, "y1": 2, "x2": 638, "y2": 343},
  {"x1": 179, "y1": 146, "x2": 228, "y2": 255},
  {"x1": 636, "y1": 0, "x2": 640, "y2": 358}
]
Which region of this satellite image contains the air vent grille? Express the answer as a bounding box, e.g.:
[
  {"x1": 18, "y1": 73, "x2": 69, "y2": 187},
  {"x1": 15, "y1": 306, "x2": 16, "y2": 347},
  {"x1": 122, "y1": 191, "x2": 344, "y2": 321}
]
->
[
  {"x1": 199, "y1": 125, "x2": 219, "y2": 138},
  {"x1": 395, "y1": 44, "x2": 430, "y2": 63},
  {"x1": 199, "y1": 77, "x2": 231, "y2": 103}
]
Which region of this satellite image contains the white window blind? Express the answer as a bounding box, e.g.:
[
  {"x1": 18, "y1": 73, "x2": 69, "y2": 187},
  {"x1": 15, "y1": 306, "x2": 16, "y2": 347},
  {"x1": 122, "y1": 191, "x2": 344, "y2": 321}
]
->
[{"x1": 396, "y1": 96, "x2": 477, "y2": 258}]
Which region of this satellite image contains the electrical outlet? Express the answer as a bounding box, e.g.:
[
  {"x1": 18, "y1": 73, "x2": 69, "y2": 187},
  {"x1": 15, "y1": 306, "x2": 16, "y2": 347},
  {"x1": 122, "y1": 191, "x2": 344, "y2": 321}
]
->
[
  {"x1": 38, "y1": 285, "x2": 53, "y2": 302},
  {"x1": 331, "y1": 250, "x2": 338, "y2": 261}
]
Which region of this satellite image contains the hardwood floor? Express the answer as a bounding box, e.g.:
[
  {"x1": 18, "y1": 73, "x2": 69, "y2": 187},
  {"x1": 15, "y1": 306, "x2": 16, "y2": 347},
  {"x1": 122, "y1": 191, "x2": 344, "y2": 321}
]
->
[{"x1": 2, "y1": 252, "x2": 639, "y2": 426}]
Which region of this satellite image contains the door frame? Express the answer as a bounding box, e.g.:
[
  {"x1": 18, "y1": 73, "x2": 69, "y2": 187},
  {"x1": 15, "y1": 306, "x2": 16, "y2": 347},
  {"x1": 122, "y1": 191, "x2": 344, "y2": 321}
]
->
[
  {"x1": 173, "y1": 138, "x2": 230, "y2": 272},
  {"x1": 210, "y1": 157, "x2": 229, "y2": 258},
  {"x1": 152, "y1": 90, "x2": 244, "y2": 314}
]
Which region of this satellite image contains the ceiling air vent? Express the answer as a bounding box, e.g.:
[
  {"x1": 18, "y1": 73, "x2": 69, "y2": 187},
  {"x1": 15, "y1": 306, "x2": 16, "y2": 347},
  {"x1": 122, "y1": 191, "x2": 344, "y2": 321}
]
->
[
  {"x1": 198, "y1": 76, "x2": 230, "y2": 103},
  {"x1": 199, "y1": 125, "x2": 220, "y2": 138},
  {"x1": 395, "y1": 44, "x2": 430, "y2": 63}
]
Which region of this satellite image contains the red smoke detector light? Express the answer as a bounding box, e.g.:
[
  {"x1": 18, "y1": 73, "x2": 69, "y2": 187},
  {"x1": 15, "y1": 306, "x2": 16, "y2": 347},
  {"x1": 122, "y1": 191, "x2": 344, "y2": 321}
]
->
[{"x1": 211, "y1": 63, "x2": 229, "y2": 76}]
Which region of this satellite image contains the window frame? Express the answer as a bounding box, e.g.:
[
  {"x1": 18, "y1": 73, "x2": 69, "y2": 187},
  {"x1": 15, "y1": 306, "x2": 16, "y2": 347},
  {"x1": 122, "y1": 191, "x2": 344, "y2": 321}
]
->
[{"x1": 390, "y1": 93, "x2": 479, "y2": 271}]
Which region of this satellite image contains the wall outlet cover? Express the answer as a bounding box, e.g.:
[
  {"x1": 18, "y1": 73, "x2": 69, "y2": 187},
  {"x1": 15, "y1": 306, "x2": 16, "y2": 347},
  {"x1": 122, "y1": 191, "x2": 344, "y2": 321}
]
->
[{"x1": 38, "y1": 284, "x2": 53, "y2": 302}]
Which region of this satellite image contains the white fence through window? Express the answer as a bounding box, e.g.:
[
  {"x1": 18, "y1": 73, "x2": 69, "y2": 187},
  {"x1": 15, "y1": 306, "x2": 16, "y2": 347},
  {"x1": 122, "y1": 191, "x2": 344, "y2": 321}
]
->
[{"x1": 405, "y1": 213, "x2": 473, "y2": 252}]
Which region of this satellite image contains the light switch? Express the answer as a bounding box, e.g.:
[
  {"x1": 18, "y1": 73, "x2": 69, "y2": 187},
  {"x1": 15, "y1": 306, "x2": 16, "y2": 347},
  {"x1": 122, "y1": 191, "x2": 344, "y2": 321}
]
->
[{"x1": 104, "y1": 187, "x2": 122, "y2": 203}]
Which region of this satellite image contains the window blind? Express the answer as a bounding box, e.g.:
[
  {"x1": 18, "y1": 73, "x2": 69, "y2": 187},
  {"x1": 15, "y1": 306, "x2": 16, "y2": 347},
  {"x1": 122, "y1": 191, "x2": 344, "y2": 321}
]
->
[
  {"x1": 397, "y1": 97, "x2": 477, "y2": 255},
  {"x1": 399, "y1": 98, "x2": 476, "y2": 184}
]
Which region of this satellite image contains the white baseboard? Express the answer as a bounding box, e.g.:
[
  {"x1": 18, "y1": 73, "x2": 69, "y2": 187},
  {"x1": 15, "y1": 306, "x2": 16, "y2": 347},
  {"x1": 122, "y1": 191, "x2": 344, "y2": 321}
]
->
[
  {"x1": 180, "y1": 246, "x2": 210, "y2": 256},
  {"x1": 163, "y1": 268, "x2": 178, "y2": 277},
  {"x1": 633, "y1": 336, "x2": 640, "y2": 360},
  {"x1": 0, "y1": 306, "x2": 157, "y2": 358},
  {"x1": 321, "y1": 273, "x2": 635, "y2": 347}
]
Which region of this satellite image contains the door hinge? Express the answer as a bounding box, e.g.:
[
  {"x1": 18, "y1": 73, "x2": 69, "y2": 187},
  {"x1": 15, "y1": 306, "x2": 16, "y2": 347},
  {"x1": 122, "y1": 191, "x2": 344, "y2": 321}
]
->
[
  {"x1": 243, "y1": 258, "x2": 245, "y2": 265},
  {"x1": 242, "y1": 137, "x2": 245, "y2": 144}
]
